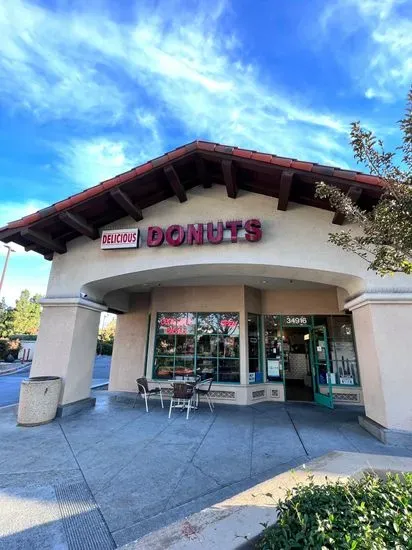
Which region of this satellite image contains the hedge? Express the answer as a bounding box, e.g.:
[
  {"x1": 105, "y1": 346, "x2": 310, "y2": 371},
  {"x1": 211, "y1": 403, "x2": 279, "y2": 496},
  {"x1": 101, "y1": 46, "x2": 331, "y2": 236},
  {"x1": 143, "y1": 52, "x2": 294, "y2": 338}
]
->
[
  {"x1": 96, "y1": 341, "x2": 113, "y2": 356},
  {"x1": 9, "y1": 334, "x2": 37, "y2": 341},
  {"x1": 256, "y1": 473, "x2": 412, "y2": 549}
]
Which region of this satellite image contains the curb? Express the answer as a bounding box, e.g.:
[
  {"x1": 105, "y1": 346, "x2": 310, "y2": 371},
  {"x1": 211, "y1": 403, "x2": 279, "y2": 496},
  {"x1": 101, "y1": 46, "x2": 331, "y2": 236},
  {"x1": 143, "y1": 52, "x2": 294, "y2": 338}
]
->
[
  {"x1": 91, "y1": 382, "x2": 109, "y2": 390},
  {"x1": 0, "y1": 363, "x2": 31, "y2": 377},
  {"x1": 0, "y1": 403, "x2": 18, "y2": 411},
  {"x1": 122, "y1": 451, "x2": 412, "y2": 550}
]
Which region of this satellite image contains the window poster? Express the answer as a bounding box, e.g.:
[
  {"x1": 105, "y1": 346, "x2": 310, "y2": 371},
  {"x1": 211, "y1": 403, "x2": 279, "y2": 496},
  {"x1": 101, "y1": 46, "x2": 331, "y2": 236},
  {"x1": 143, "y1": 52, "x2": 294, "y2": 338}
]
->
[
  {"x1": 339, "y1": 375, "x2": 354, "y2": 385},
  {"x1": 327, "y1": 372, "x2": 336, "y2": 385},
  {"x1": 268, "y1": 360, "x2": 280, "y2": 377}
]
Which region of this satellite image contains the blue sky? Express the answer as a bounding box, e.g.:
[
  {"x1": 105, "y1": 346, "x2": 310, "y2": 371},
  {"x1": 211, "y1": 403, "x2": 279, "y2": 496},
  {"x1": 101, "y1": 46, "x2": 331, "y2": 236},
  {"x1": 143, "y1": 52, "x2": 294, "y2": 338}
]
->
[{"x1": 0, "y1": 0, "x2": 411, "y2": 305}]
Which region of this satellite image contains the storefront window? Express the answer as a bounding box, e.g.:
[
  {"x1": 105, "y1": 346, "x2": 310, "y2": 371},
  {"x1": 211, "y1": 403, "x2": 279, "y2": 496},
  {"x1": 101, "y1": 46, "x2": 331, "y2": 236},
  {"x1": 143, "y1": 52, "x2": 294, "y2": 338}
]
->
[
  {"x1": 264, "y1": 316, "x2": 283, "y2": 382},
  {"x1": 153, "y1": 312, "x2": 240, "y2": 383},
  {"x1": 326, "y1": 316, "x2": 359, "y2": 386},
  {"x1": 248, "y1": 314, "x2": 262, "y2": 383}
]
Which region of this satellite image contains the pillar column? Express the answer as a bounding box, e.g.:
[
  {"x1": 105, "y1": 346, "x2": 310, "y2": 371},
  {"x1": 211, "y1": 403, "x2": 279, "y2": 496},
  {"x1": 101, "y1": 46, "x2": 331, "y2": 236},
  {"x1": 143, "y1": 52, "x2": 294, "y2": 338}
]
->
[
  {"x1": 109, "y1": 293, "x2": 150, "y2": 392},
  {"x1": 347, "y1": 292, "x2": 412, "y2": 444},
  {"x1": 30, "y1": 297, "x2": 106, "y2": 416}
]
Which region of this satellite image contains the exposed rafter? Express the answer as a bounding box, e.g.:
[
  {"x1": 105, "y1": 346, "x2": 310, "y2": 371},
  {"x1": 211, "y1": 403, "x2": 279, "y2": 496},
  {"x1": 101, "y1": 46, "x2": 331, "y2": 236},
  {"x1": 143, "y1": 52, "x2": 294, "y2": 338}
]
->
[
  {"x1": 332, "y1": 186, "x2": 362, "y2": 225},
  {"x1": 196, "y1": 156, "x2": 211, "y2": 188},
  {"x1": 110, "y1": 189, "x2": 143, "y2": 222},
  {"x1": 59, "y1": 212, "x2": 98, "y2": 240},
  {"x1": 164, "y1": 165, "x2": 187, "y2": 202},
  {"x1": 277, "y1": 170, "x2": 295, "y2": 211},
  {"x1": 222, "y1": 160, "x2": 237, "y2": 198},
  {"x1": 21, "y1": 228, "x2": 66, "y2": 255}
]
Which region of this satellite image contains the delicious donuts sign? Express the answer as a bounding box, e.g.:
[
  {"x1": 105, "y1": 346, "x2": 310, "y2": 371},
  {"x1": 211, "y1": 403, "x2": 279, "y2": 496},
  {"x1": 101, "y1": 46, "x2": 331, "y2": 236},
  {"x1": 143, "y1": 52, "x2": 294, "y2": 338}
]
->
[{"x1": 101, "y1": 219, "x2": 262, "y2": 250}]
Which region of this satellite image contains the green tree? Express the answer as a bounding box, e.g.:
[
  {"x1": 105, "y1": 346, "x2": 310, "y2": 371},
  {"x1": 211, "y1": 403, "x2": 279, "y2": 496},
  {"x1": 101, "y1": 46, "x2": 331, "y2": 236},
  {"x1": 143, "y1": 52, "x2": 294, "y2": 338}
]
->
[
  {"x1": 12, "y1": 290, "x2": 42, "y2": 335},
  {"x1": 99, "y1": 318, "x2": 117, "y2": 343},
  {"x1": 316, "y1": 87, "x2": 412, "y2": 275},
  {"x1": 0, "y1": 298, "x2": 15, "y2": 338},
  {"x1": 97, "y1": 316, "x2": 117, "y2": 355}
]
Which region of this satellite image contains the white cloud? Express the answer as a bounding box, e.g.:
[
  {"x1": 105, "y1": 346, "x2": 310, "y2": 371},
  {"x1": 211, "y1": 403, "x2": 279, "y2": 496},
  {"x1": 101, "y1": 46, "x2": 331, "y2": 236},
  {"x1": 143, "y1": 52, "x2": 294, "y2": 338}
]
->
[
  {"x1": 56, "y1": 138, "x2": 137, "y2": 190},
  {"x1": 0, "y1": 0, "x2": 354, "y2": 173},
  {"x1": 321, "y1": 0, "x2": 411, "y2": 102},
  {"x1": 56, "y1": 128, "x2": 164, "y2": 189}
]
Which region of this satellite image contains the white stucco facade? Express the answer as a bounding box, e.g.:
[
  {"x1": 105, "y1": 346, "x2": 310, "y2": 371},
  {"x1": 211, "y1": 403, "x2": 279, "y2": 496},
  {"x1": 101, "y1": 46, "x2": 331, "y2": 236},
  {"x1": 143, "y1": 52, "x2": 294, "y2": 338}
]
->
[{"x1": 28, "y1": 186, "x2": 412, "y2": 437}]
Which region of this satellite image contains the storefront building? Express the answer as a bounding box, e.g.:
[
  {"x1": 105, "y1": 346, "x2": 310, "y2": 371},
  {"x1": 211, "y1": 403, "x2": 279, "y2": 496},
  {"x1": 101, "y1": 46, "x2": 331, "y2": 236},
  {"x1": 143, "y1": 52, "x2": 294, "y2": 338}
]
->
[{"x1": 1, "y1": 141, "x2": 411, "y2": 443}]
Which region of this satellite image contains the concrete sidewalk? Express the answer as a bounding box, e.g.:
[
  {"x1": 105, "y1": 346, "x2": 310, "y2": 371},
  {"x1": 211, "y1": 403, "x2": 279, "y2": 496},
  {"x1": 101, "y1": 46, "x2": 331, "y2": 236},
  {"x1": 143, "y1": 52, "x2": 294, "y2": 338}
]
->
[
  {"x1": 0, "y1": 393, "x2": 412, "y2": 549},
  {"x1": 127, "y1": 451, "x2": 412, "y2": 550}
]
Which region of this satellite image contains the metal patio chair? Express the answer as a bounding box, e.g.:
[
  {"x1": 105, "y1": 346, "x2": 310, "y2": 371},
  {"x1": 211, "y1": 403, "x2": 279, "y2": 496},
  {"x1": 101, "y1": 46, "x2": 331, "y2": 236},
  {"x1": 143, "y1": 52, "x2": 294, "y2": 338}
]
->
[
  {"x1": 134, "y1": 377, "x2": 164, "y2": 412},
  {"x1": 195, "y1": 377, "x2": 214, "y2": 412},
  {"x1": 168, "y1": 382, "x2": 195, "y2": 420}
]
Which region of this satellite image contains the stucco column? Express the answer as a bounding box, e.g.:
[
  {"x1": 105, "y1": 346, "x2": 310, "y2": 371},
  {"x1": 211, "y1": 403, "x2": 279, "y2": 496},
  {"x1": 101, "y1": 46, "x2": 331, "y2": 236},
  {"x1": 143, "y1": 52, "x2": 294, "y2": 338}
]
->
[
  {"x1": 109, "y1": 293, "x2": 150, "y2": 391},
  {"x1": 347, "y1": 292, "x2": 412, "y2": 444},
  {"x1": 30, "y1": 297, "x2": 106, "y2": 416}
]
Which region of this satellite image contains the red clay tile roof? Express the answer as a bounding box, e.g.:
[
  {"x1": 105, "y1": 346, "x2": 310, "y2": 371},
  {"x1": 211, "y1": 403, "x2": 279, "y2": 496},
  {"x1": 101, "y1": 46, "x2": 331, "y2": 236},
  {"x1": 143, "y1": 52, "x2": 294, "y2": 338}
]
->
[{"x1": 0, "y1": 139, "x2": 383, "y2": 234}]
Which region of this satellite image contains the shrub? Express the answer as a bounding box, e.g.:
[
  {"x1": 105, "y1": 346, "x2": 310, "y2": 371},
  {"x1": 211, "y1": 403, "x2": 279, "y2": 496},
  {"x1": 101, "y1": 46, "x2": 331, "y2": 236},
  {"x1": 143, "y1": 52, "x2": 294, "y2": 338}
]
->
[
  {"x1": 7, "y1": 338, "x2": 21, "y2": 359},
  {"x1": 96, "y1": 341, "x2": 113, "y2": 356},
  {"x1": 256, "y1": 473, "x2": 412, "y2": 550},
  {"x1": 0, "y1": 338, "x2": 21, "y2": 360}
]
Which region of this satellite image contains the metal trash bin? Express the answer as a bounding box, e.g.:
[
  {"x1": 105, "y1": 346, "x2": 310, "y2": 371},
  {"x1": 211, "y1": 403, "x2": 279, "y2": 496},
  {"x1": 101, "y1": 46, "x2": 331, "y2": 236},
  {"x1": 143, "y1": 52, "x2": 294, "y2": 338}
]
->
[{"x1": 17, "y1": 376, "x2": 62, "y2": 426}]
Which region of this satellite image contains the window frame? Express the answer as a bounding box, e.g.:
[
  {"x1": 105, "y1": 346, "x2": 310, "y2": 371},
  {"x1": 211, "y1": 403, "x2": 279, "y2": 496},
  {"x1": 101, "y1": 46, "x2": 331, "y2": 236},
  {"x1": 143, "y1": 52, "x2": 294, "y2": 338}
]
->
[{"x1": 153, "y1": 311, "x2": 241, "y2": 384}]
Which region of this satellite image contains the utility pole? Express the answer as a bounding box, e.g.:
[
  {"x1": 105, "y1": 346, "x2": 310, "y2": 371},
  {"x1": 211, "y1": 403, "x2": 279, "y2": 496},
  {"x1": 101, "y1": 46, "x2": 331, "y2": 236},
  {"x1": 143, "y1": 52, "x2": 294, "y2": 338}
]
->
[{"x1": 0, "y1": 245, "x2": 15, "y2": 299}]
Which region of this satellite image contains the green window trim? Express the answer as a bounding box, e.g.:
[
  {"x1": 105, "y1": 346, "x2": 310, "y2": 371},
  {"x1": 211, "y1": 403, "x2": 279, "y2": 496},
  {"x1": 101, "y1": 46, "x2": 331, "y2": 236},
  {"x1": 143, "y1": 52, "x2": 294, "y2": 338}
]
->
[
  {"x1": 248, "y1": 313, "x2": 263, "y2": 383},
  {"x1": 262, "y1": 314, "x2": 361, "y2": 389}
]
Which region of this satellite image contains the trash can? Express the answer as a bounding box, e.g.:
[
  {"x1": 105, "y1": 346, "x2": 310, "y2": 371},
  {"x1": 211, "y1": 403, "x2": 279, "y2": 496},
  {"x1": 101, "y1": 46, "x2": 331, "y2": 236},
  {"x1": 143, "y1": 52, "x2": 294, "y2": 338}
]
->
[{"x1": 17, "y1": 376, "x2": 62, "y2": 426}]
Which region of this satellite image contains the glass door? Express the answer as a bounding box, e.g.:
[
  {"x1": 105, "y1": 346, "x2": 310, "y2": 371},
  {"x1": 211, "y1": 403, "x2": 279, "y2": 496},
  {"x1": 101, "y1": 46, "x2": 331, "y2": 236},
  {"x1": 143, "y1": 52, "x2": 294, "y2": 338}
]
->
[{"x1": 309, "y1": 325, "x2": 333, "y2": 408}]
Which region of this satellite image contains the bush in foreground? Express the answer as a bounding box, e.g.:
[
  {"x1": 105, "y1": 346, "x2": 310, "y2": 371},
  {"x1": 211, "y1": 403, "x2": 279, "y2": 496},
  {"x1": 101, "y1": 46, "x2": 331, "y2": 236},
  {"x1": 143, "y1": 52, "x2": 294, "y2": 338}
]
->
[{"x1": 256, "y1": 473, "x2": 412, "y2": 550}]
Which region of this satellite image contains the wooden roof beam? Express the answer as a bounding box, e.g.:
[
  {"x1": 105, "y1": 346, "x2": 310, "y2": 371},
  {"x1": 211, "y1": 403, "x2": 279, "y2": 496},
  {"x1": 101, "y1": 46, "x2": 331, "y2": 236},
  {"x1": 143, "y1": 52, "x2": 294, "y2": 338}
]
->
[
  {"x1": 277, "y1": 170, "x2": 295, "y2": 211},
  {"x1": 222, "y1": 160, "x2": 237, "y2": 198},
  {"x1": 110, "y1": 189, "x2": 143, "y2": 221},
  {"x1": 332, "y1": 186, "x2": 362, "y2": 225},
  {"x1": 164, "y1": 165, "x2": 187, "y2": 202},
  {"x1": 196, "y1": 156, "x2": 211, "y2": 188},
  {"x1": 21, "y1": 228, "x2": 66, "y2": 255},
  {"x1": 59, "y1": 211, "x2": 99, "y2": 240}
]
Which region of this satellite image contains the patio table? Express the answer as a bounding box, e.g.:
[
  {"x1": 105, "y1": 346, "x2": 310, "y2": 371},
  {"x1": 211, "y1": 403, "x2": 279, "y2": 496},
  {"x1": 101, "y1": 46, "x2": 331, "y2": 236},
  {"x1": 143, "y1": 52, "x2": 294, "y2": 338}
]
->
[{"x1": 168, "y1": 379, "x2": 199, "y2": 411}]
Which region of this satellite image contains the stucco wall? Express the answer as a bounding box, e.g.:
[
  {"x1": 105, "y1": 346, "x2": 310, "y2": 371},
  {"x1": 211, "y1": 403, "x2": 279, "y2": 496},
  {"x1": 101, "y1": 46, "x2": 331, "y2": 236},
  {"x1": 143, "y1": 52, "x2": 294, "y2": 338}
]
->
[
  {"x1": 109, "y1": 294, "x2": 150, "y2": 392},
  {"x1": 261, "y1": 289, "x2": 341, "y2": 314},
  {"x1": 352, "y1": 300, "x2": 412, "y2": 430},
  {"x1": 44, "y1": 185, "x2": 411, "y2": 301},
  {"x1": 150, "y1": 285, "x2": 245, "y2": 312},
  {"x1": 31, "y1": 302, "x2": 101, "y2": 405}
]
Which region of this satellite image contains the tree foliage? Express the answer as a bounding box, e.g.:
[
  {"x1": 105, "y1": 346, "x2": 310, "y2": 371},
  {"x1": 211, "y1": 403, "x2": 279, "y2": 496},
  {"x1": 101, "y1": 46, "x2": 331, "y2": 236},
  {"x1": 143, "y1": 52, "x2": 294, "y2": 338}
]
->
[
  {"x1": 316, "y1": 87, "x2": 412, "y2": 275},
  {"x1": 97, "y1": 316, "x2": 116, "y2": 355},
  {"x1": 0, "y1": 298, "x2": 15, "y2": 338},
  {"x1": 12, "y1": 290, "x2": 42, "y2": 335}
]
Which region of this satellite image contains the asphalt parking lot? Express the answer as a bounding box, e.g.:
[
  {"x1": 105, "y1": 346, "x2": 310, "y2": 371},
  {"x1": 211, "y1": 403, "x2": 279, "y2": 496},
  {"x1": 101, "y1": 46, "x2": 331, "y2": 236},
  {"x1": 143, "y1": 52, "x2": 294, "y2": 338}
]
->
[{"x1": 0, "y1": 355, "x2": 111, "y2": 407}]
